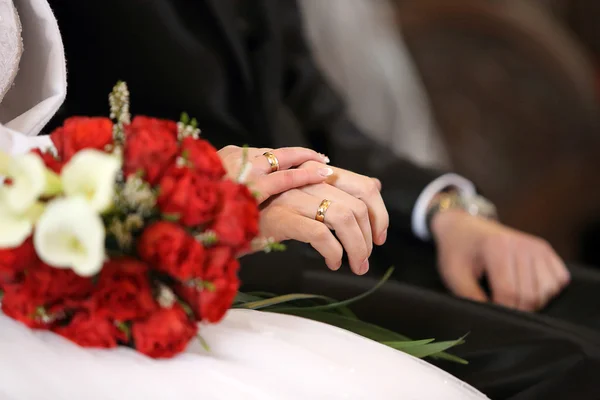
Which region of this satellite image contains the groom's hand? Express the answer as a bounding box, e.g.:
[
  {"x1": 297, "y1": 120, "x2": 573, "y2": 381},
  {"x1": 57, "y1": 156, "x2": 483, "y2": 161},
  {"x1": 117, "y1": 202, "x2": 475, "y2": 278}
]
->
[
  {"x1": 432, "y1": 210, "x2": 570, "y2": 311},
  {"x1": 259, "y1": 162, "x2": 388, "y2": 275}
]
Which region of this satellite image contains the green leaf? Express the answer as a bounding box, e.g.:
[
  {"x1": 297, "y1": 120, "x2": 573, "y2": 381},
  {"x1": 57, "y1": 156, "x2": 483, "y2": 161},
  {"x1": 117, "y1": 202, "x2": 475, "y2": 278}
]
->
[
  {"x1": 275, "y1": 267, "x2": 394, "y2": 313},
  {"x1": 234, "y1": 293, "x2": 335, "y2": 310},
  {"x1": 274, "y1": 309, "x2": 465, "y2": 362},
  {"x1": 180, "y1": 112, "x2": 190, "y2": 125},
  {"x1": 197, "y1": 334, "x2": 211, "y2": 352},
  {"x1": 234, "y1": 292, "x2": 265, "y2": 304},
  {"x1": 382, "y1": 339, "x2": 435, "y2": 349},
  {"x1": 162, "y1": 213, "x2": 181, "y2": 222},
  {"x1": 277, "y1": 309, "x2": 411, "y2": 342},
  {"x1": 400, "y1": 336, "x2": 467, "y2": 361}
]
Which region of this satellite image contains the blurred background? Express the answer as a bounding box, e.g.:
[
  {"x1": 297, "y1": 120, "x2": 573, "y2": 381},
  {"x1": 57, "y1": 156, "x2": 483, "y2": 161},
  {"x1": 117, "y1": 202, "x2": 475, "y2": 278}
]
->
[{"x1": 305, "y1": 0, "x2": 600, "y2": 265}]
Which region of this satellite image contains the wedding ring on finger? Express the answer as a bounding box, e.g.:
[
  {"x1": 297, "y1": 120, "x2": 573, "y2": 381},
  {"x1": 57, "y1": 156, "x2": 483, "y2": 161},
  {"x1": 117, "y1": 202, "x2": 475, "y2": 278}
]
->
[
  {"x1": 262, "y1": 151, "x2": 280, "y2": 173},
  {"x1": 315, "y1": 199, "x2": 332, "y2": 223}
]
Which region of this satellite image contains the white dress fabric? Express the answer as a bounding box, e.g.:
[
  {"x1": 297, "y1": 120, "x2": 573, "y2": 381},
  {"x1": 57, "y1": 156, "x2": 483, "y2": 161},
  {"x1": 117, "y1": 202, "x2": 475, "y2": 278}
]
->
[
  {"x1": 0, "y1": 0, "x2": 65, "y2": 154},
  {"x1": 299, "y1": 0, "x2": 450, "y2": 169},
  {"x1": 0, "y1": 2, "x2": 488, "y2": 398},
  {"x1": 0, "y1": 310, "x2": 488, "y2": 399}
]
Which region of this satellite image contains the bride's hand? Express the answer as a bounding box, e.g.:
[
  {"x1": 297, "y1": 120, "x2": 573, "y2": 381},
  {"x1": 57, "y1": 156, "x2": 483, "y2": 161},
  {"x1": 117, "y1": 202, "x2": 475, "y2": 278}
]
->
[
  {"x1": 218, "y1": 146, "x2": 331, "y2": 204},
  {"x1": 259, "y1": 162, "x2": 388, "y2": 275}
]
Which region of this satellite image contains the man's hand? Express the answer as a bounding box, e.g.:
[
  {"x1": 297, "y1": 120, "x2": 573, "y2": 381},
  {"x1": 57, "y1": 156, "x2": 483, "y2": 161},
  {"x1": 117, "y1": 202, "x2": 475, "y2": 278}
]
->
[
  {"x1": 260, "y1": 162, "x2": 389, "y2": 275},
  {"x1": 431, "y1": 210, "x2": 571, "y2": 311}
]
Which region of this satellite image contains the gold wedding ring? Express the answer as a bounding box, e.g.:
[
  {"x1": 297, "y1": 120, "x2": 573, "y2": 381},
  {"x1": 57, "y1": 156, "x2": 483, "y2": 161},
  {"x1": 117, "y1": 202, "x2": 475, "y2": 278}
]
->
[
  {"x1": 315, "y1": 199, "x2": 332, "y2": 223},
  {"x1": 263, "y1": 151, "x2": 280, "y2": 173}
]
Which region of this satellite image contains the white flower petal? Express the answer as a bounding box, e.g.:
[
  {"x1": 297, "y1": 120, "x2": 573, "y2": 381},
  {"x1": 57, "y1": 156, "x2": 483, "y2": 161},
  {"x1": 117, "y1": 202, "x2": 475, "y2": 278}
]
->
[
  {"x1": 0, "y1": 204, "x2": 32, "y2": 248},
  {"x1": 1, "y1": 153, "x2": 46, "y2": 213},
  {"x1": 34, "y1": 196, "x2": 106, "y2": 276},
  {"x1": 61, "y1": 150, "x2": 121, "y2": 212}
]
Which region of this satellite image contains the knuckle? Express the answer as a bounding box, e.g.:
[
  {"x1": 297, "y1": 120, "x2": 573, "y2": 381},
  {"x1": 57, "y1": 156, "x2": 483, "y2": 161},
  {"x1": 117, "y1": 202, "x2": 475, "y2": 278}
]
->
[
  {"x1": 355, "y1": 201, "x2": 369, "y2": 221},
  {"x1": 314, "y1": 225, "x2": 332, "y2": 242},
  {"x1": 280, "y1": 170, "x2": 298, "y2": 187},
  {"x1": 361, "y1": 179, "x2": 379, "y2": 197},
  {"x1": 338, "y1": 208, "x2": 356, "y2": 226}
]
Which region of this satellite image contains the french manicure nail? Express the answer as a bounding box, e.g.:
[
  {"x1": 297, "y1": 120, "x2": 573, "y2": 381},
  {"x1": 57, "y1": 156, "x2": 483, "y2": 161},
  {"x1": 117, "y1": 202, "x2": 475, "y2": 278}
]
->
[
  {"x1": 318, "y1": 167, "x2": 333, "y2": 177},
  {"x1": 360, "y1": 259, "x2": 369, "y2": 275},
  {"x1": 320, "y1": 154, "x2": 331, "y2": 164}
]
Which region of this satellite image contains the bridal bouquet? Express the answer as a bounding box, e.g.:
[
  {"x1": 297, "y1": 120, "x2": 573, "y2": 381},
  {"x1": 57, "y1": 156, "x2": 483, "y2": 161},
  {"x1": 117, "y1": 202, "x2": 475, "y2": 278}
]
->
[
  {"x1": 0, "y1": 82, "x2": 258, "y2": 358},
  {"x1": 0, "y1": 82, "x2": 466, "y2": 363}
]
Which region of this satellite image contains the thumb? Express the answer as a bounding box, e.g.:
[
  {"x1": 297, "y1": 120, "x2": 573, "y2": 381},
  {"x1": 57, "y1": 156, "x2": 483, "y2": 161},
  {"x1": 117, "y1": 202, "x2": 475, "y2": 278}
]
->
[{"x1": 441, "y1": 258, "x2": 489, "y2": 303}]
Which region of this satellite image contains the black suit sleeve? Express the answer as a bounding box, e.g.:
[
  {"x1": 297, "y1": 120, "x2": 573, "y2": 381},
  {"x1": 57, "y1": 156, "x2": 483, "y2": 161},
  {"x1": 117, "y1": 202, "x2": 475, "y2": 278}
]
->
[{"x1": 277, "y1": 0, "x2": 446, "y2": 236}]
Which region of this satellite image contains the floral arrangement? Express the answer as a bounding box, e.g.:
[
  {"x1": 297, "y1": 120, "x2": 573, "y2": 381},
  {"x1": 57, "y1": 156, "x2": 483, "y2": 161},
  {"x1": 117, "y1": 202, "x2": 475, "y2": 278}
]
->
[
  {"x1": 0, "y1": 82, "x2": 467, "y2": 363},
  {"x1": 0, "y1": 82, "x2": 258, "y2": 358}
]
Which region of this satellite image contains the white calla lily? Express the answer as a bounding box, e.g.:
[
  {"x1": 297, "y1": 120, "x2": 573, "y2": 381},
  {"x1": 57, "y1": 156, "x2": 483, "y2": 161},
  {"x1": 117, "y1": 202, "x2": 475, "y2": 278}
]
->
[
  {"x1": 34, "y1": 196, "x2": 106, "y2": 277},
  {"x1": 0, "y1": 201, "x2": 33, "y2": 248},
  {"x1": 0, "y1": 152, "x2": 47, "y2": 214},
  {"x1": 61, "y1": 149, "x2": 121, "y2": 212}
]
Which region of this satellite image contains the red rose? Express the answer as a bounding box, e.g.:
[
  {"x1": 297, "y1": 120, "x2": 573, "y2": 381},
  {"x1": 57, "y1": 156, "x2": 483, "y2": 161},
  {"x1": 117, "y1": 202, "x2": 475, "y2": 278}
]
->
[
  {"x1": 91, "y1": 258, "x2": 157, "y2": 321},
  {"x1": 54, "y1": 312, "x2": 126, "y2": 349},
  {"x1": 1, "y1": 284, "x2": 49, "y2": 329},
  {"x1": 50, "y1": 117, "x2": 113, "y2": 161},
  {"x1": 157, "y1": 165, "x2": 219, "y2": 227},
  {"x1": 138, "y1": 222, "x2": 205, "y2": 280},
  {"x1": 176, "y1": 247, "x2": 240, "y2": 323},
  {"x1": 210, "y1": 180, "x2": 259, "y2": 252},
  {"x1": 30, "y1": 149, "x2": 65, "y2": 173},
  {"x1": 180, "y1": 137, "x2": 225, "y2": 179},
  {"x1": 0, "y1": 238, "x2": 36, "y2": 288},
  {"x1": 124, "y1": 116, "x2": 179, "y2": 185},
  {"x1": 132, "y1": 304, "x2": 198, "y2": 358}
]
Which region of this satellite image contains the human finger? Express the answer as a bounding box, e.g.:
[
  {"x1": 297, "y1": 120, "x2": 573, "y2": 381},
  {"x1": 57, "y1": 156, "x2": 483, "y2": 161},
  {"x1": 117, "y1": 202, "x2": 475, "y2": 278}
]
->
[
  {"x1": 515, "y1": 255, "x2": 539, "y2": 311},
  {"x1": 440, "y1": 256, "x2": 489, "y2": 303},
  {"x1": 271, "y1": 189, "x2": 369, "y2": 275},
  {"x1": 485, "y1": 245, "x2": 519, "y2": 309},
  {"x1": 259, "y1": 204, "x2": 343, "y2": 270},
  {"x1": 254, "y1": 147, "x2": 329, "y2": 175},
  {"x1": 301, "y1": 183, "x2": 373, "y2": 258},
  {"x1": 299, "y1": 162, "x2": 388, "y2": 245},
  {"x1": 251, "y1": 167, "x2": 333, "y2": 204}
]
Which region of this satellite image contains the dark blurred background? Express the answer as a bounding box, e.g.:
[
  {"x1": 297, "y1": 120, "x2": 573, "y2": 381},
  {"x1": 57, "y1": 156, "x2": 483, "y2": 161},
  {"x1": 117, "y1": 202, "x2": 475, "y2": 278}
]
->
[{"x1": 391, "y1": 0, "x2": 600, "y2": 264}]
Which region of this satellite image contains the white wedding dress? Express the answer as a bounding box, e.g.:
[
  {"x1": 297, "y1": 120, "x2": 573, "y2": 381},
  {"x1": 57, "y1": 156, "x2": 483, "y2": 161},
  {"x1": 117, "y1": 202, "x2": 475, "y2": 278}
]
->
[{"x1": 0, "y1": 1, "x2": 488, "y2": 399}]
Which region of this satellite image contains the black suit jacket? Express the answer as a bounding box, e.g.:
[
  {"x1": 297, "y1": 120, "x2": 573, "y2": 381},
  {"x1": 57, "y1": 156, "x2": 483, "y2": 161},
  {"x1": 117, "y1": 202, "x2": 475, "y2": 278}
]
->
[{"x1": 48, "y1": 0, "x2": 443, "y2": 236}]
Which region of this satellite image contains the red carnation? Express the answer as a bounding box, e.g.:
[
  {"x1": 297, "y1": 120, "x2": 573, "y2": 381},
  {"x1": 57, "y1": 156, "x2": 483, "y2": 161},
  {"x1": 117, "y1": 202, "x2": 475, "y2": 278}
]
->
[
  {"x1": 210, "y1": 180, "x2": 259, "y2": 252},
  {"x1": 137, "y1": 222, "x2": 205, "y2": 280},
  {"x1": 1, "y1": 284, "x2": 49, "y2": 329},
  {"x1": 50, "y1": 117, "x2": 113, "y2": 161},
  {"x1": 54, "y1": 312, "x2": 126, "y2": 349},
  {"x1": 176, "y1": 247, "x2": 240, "y2": 323},
  {"x1": 124, "y1": 116, "x2": 179, "y2": 185},
  {"x1": 180, "y1": 137, "x2": 225, "y2": 179},
  {"x1": 30, "y1": 149, "x2": 65, "y2": 173},
  {"x1": 19, "y1": 261, "x2": 93, "y2": 306},
  {"x1": 91, "y1": 258, "x2": 157, "y2": 321},
  {"x1": 157, "y1": 165, "x2": 220, "y2": 227},
  {"x1": 132, "y1": 304, "x2": 198, "y2": 358},
  {"x1": 0, "y1": 238, "x2": 36, "y2": 289}
]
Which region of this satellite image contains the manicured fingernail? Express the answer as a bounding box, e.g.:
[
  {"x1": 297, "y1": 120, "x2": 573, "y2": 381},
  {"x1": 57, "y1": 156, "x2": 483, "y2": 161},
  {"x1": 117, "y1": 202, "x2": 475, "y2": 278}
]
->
[
  {"x1": 320, "y1": 154, "x2": 331, "y2": 164},
  {"x1": 359, "y1": 259, "x2": 369, "y2": 275},
  {"x1": 378, "y1": 230, "x2": 387, "y2": 244},
  {"x1": 318, "y1": 167, "x2": 333, "y2": 177}
]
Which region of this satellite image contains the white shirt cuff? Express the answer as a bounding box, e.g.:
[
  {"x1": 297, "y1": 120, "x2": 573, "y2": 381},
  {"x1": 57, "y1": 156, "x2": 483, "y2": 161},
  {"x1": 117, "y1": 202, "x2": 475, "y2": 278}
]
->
[{"x1": 411, "y1": 173, "x2": 476, "y2": 241}]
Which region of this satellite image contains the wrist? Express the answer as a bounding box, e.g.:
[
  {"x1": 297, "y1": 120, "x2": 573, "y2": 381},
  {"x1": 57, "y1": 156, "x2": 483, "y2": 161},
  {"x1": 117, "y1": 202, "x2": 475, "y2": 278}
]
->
[{"x1": 426, "y1": 191, "x2": 498, "y2": 240}]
